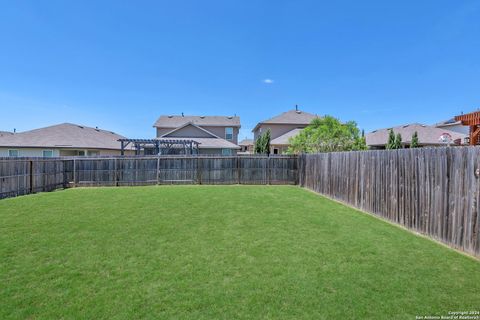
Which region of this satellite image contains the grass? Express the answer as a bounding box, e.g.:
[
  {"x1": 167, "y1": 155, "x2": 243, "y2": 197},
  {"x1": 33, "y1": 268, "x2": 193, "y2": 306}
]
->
[{"x1": 0, "y1": 186, "x2": 479, "y2": 319}]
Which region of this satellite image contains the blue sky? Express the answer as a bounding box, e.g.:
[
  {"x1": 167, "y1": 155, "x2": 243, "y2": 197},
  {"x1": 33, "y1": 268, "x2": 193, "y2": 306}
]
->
[{"x1": 0, "y1": 0, "x2": 479, "y2": 140}]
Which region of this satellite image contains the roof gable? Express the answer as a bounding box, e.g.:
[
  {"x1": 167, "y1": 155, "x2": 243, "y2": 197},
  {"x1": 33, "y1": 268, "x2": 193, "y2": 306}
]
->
[{"x1": 161, "y1": 123, "x2": 218, "y2": 138}]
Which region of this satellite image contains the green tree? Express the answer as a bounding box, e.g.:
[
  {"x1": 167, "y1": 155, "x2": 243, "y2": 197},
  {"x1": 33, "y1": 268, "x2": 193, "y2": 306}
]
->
[
  {"x1": 254, "y1": 129, "x2": 271, "y2": 155},
  {"x1": 386, "y1": 129, "x2": 396, "y2": 149},
  {"x1": 287, "y1": 115, "x2": 366, "y2": 154},
  {"x1": 411, "y1": 131, "x2": 419, "y2": 148},
  {"x1": 394, "y1": 133, "x2": 402, "y2": 149}
]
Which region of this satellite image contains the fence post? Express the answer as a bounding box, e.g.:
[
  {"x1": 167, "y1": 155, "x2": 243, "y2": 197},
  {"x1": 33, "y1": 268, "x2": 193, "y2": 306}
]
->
[
  {"x1": 197, "y1": 157, "x2": 202, "y2": 185},
  {"x1": 73, "y1": 158, "x2": 77, "y2": 187},
  {"x1": 29, "y1": 160, "x2": 34, "y2": 194},
  {"x1": 237, "y1": 156, "x2": 241, "y2": 184},
  {"x1": 267, "y1": 156, "x2": 271, "y2": 185},
  {"x1": 156, "y1": 156, "x2": 160, "y2": 185},
  {"x1": 114, "y1": 158, "x2": 118, "y2": 186}
]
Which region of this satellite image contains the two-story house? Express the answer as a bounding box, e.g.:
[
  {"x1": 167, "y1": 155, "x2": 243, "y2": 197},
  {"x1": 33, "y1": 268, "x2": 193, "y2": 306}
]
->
[
  {"x1": 153, "y1": 114, "x2": 241, "y2": 155},
  {"x1": 252, "y1": 108, "x2": 318, "y2": 154}
]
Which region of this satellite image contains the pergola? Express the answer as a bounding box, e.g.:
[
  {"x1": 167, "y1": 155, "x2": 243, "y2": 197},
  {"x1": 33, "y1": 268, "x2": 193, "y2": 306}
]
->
[
  {"x1": 118, "y1": 139, "x2": 200, "y2": 156},
  {"x1": 455, "y1": 111, "x2": 480, "y2": 145}
]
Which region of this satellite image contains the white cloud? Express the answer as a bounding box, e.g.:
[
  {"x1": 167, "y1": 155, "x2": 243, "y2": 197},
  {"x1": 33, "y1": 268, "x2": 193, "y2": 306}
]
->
[{"x1": 263, "y1": 79, "x2": 274, "y2": 84}]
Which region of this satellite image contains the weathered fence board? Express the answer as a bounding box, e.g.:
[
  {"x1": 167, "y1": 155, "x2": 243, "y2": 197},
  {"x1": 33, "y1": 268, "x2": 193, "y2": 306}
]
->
[
  {"x1": 299, "y1": 147, "x2": 480, "y2": 257},
  {"x1": 0, "y1": 157, "x2": 71, "y2": 199},
  {"x1": 0, "y1": 155, "x2": 298, "y2": 198}
]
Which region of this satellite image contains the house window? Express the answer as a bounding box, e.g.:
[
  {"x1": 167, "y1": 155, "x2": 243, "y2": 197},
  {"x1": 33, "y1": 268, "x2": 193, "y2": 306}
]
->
[
  {"x1": 8, "y1": 149, "x2": 19, "y2": 157},
  {"x1": 222, "y1": 148, "x2": 232, "y2": 156},
  {"x1": 225, "y1": 127, "x2": 233, "y2": 140},
  {"x1": 273, "y1": 148, "x2": 279, "y2": 154},
  {"x1": 87, "y1": 150, "x2": 99, "y2": 156},
  {"x1": 42, "y1": 150, "x2": 54, "y2": 157}
]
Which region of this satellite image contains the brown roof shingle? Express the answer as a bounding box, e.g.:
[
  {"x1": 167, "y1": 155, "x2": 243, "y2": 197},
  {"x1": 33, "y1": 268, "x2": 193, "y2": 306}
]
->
[
  {"x1": 253, "y1": 109, "x2": 318, "y2": 132},
  {"x1": 0, "y1": 123, "x2": 129, "y2": 150},
  {"x1": 270, "y1": 128, "x2": 303, "y2": 145},
  {"x1": 153, "y1": 115, "x2": 240, "y2": 128},
  {"x1": 366, "y1": 123, "x2": 468, "y2": 146}
]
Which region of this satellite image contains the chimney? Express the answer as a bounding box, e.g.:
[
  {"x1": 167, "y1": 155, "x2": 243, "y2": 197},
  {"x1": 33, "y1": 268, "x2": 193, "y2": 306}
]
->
[
  {"x1": 13, "y1": 128, "x2": 16, "y2": 133},
  {"x1": 182, "y1": 112, "x2": 184, "y2": 117},
  {"x1": 295, "y1": 104, "x2": 298, "y2": 111}
]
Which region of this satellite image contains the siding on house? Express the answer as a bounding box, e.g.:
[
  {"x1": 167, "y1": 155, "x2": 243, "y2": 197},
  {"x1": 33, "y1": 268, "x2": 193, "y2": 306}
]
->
[
  {"x1": 252, "y1": 109, "x2": 318, "y2": 154},
  {"x1": 154, "y1": 115, "x2": 241, "y2": 155}
]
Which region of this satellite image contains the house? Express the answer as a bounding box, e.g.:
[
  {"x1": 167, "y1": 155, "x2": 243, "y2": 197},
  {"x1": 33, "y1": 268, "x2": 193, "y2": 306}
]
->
[
  {"x1": 238, "y1": 139, "x2": 254, "y2": 154},
  {"x1": 252, "y1": 108, "x2": 318, "y2": 154},
  {"x1": 434, "y1": 118, "x2": 470, "y2": 135},
  {"x1": 153, "y1": 114, "x2": 241, "y2": 155},
  {"x1": 0, "y1": 131, "x2": 13, "y2": 137},
  {"x1": 366, "y1": 123, "x2": 468, "y2": 149},
  {"x1": 0, "y1": 123, "x2": 133, "y2": 157}
]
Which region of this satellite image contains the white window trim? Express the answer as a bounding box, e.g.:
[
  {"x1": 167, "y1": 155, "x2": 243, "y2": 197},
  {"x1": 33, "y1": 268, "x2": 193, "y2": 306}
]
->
[
  {"x1": 225, "y1": 127, "x2": 233, "y2": 141},
  {"x1": 8, "y1": 149, "x2": 19, "y2": 157}
]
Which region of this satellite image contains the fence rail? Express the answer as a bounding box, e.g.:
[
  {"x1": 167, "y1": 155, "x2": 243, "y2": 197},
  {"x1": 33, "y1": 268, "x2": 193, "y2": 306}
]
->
[
  {"x1": 0, "y1": 155, "x2": 298, "y2": 199},
  {"x1": 299, "y1": 147, "x2": 480, "y2": 257}
]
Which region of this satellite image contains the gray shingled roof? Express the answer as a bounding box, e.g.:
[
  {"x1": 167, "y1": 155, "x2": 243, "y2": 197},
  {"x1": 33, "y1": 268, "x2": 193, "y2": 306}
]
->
[
  {"x1": 0, "y1": 123, "x2": 129, "y2": 150},
  {"x1": 253, "y1": 109, "x2": 318, "y2": 132},
  {"x1": 156, "y1": 137, "x2": 240, "y2": 149},
  {"x1": 0, "y1": 131, "x2": 13, "y2": 137},
  {"x1": 153, "y1": 115, "x2": 240, "y2": 128},
  {"x1": 238, "y1": 139, "x2": 253, "y2": 146},
  {"x1": 270, "y1": 128, "x2": 303, "y2": 145},
  {"x1": 366, "y1": 123, "x2": 467, "y2": 146}
]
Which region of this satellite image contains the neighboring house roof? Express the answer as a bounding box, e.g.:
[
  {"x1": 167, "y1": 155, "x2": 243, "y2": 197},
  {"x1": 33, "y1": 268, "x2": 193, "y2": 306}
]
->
[
  {"x1": 153, "y1": 115, "x2": 240, "y2": 128},
  {"x1": 156, "y1": 137, "x2": 240, "y2": 149},
  {"x1": 252, "y1": 109, "x2": 318, "y2": 132},
  {"x1": 366, "y1": 123, "x2": 468, "y2": 146},
  {"x1": 238, "y1": 139, "x2": 254, "y2": 146},
  {"x1": 0, "y1": 123, "x2": 130, "y2": 150},
  {"x1": 160, "y1": 122, "x2": 219, "y2": 139},
  {"x1": 0, "y1": 131, "x2": 13, "y2": 137},
  {"x1": 434, "y1": 118, "x2": 463, "y2": 127},
  {"x1": 270, "y1": 128, "x2": 304, "y2": 145}
]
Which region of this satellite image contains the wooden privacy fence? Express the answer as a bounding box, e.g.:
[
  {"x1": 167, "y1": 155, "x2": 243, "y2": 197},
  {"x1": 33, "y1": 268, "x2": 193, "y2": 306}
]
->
[
  {"x1": 0, "y1": 155, "x2": 298, "y2": 198},
  {"x1": 299, "y1": 147, "x2": 480, "y2": 257},
  {"x1": 73, "y1": 155, "x2": 298, "y2": 186},
  {"x1": 0, "y1": 157, "x2": 72, "y2": 199}
]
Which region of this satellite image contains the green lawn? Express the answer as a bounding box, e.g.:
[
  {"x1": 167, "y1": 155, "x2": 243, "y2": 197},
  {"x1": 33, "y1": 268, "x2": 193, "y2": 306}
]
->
[{"x1": 0, "y1": 186, "x2": 479, "y2": 319}]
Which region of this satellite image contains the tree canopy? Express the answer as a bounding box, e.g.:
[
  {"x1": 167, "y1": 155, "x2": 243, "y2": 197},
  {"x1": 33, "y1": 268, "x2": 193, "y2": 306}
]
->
[
  {"x1": 287, "y1": 115, "x2": 367, "y2": 154},
  {"x1": 386, "y1": 129, "x2": 396, "y2": 149},
  {"x1": 386, "y1": 130, "x2": 403, "y2": 149},
  {"x1": 254, "y1": 129, "x2": 271, "y2": 155},
  {"x1": 411, "y1": 131, "x2": 419, "y2": 148}
]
